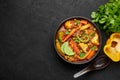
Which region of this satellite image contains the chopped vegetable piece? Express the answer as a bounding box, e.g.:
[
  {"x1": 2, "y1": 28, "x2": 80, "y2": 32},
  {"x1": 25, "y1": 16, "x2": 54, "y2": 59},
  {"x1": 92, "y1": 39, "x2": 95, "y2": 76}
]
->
[
  {"x1": 58, "y1": 38, "x2": 62, "y2": 42},
  {"x1": 74, "y1": 39, "x2": 80, "y2": 43},
  {"x1": 65, "y1": 21, "x2": 72, "y2": 29},
  {"x1": 65, "y1": 31, "x2": 70, "y2": 34},
  {"x1": 91, "y1": 46, "x2": 96, "y2": 50},
  {"x1": 78, "y1": 43, "x2": 88, "y2": 53},
  {"x1": 56, "y1": 42, "x2": 65, "y2": 56},
  {"x1": 91, "y1": 33, "x2": 99, "y2": 45},
  {"x1": 77, "y1": 34, "x2": 89, "y2": 43},
  {"x1": 73, "y1": 37, "x2": 80, "y2": 43},
  {"x1": 80, "y1": 23, "x2": 91, "y2": 30},
  {"x1": 75, "y1": 20, "x2": 80, "y2": 25},
  {"x1": 58, "y1": 31, "x2": 64, "y2": 42},
  {"x1": 63, "y1": 28, "x2": 77, "y2": 42},
  {"x1": 91, "y1": 32, "x2": 95, "y2": 37},
  {"x1": 80, "y1": 20, "x2": 88, "y2": 24},
  {"x1": 79, "y1": 52, "x2": 85, "y2": 58},
  {"x1": 87, "y1": 50, "x2": 95, "y2": 60},
  {"x1": 69, "y1": 40, "x2": 80, "y2": 54},
  {"x1": 78, "y1": 51, "x2": 90, "y2": 60}
]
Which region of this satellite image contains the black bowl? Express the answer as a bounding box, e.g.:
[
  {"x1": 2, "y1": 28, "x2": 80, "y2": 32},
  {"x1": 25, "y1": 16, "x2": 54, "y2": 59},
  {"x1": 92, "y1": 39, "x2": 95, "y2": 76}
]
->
[{"x1": 54, "y1": 16, "x2": 102, "y2": 65}]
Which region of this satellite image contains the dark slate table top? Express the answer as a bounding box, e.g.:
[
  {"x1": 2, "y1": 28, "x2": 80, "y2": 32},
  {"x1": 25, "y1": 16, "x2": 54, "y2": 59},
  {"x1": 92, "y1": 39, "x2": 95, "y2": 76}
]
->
[{"x1": 0, "y1": 0, "x2": 120, "y2": 80}]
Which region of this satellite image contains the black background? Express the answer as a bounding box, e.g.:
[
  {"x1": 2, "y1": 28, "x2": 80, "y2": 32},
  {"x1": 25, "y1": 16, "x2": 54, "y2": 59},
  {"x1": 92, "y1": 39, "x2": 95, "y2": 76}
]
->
[{"x1": 0, "y1": 0, "x2": 120, "y2": 80}]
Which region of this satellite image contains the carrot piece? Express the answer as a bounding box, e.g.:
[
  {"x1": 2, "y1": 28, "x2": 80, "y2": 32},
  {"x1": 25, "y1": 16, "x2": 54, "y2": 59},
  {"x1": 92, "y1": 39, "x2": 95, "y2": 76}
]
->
[
  {"x1": 80, "y1": 20, "x2": 88, "y2": 24},
  {"x1": 86, "y1": 50, "x2": 95, "y2": 60},
  {"x1": 69, "y1": 40, "x2": 80, "y2": 54},
  {"x1": 62, "y1": 28, "x2": 76, "y2": 42}
]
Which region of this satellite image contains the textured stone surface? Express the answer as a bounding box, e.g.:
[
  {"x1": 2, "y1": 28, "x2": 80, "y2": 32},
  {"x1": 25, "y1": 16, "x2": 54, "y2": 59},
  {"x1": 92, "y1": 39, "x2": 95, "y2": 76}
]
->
[{"x1": 0, "y1": 0, "x2": 120, "y2": 80}]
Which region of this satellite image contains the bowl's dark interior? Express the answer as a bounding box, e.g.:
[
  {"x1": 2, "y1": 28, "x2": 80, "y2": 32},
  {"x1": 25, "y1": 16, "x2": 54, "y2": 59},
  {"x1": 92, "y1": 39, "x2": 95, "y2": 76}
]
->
[{"x1": 54, "y1": 17, "x2": 102, "y2": 65}]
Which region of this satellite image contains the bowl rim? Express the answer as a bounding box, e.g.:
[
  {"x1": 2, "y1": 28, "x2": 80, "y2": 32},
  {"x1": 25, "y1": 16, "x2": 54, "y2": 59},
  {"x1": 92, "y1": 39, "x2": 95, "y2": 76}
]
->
[{"x1": 54, "y1": 16, "x2": 102, "y2": 65}]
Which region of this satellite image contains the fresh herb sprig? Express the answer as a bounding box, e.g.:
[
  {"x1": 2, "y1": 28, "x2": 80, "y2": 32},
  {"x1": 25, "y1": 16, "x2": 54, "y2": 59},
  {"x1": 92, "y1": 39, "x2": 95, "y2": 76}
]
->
[{"x1": 91, "y1": 0, "x2": 120, "y2": 35}]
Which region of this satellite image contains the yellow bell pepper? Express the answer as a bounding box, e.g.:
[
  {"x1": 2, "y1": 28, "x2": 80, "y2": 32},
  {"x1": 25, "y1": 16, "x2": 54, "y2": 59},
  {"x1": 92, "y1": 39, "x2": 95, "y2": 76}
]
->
[{"x1": 104, "y1": 33, "x2": 120, "y2": 62}]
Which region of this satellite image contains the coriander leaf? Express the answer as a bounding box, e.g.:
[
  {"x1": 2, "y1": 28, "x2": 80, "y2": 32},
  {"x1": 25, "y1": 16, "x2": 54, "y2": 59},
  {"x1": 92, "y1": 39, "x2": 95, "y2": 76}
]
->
[
  {"x1": 73, "y1": 37, "x2": 80, "y2": 43},
  {"x1": 79, "y1": 52, "x2": 85, "y2": 58},
  {"x1": 75, "y1": 20, "x2": 80, "y2": 25},
  {"x1": 91, "y1": 0, "x2": 120, "y2": 35},
  {"x1": 58, "y1": 38, "x2": 62, "y2": 42},
  {"x1": 91, "y1": 12, "x2": 98, "y2": 18},
  {"x1": 91, "y1": 46, "x2": 96, "y2": 50},
  {"x1": 91, "y1": 32, "x2": 95, "y2": 37},
  {"x1": 74, "y1": 39, "x2": 80, "y2": 43},
  {"x1": 99, "y1": 18, "x2": 106, "y2": 24},
  {"x1": 65, "y1": 31, "x2": 70, "y2": 34},
  {"x1": 99, "y1": 5, "x2": 105, "y2": 13}
]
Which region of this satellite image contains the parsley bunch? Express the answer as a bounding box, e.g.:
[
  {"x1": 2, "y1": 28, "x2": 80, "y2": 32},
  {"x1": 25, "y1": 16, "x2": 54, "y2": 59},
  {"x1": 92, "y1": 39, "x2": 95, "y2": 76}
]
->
[{"x1": 91, "y1": 0, "x2": 120, "y2": 35}]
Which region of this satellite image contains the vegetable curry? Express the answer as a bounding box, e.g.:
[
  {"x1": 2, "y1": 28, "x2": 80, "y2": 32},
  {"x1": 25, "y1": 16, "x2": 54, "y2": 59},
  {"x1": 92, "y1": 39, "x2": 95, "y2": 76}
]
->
[{"x1": 55, "y1": 18, "x2": 100, "y2": 62}]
